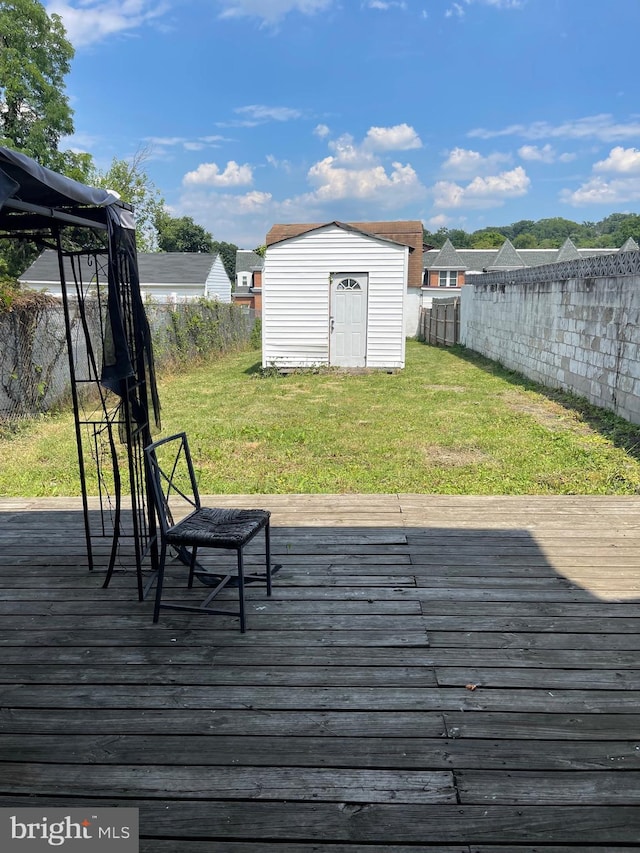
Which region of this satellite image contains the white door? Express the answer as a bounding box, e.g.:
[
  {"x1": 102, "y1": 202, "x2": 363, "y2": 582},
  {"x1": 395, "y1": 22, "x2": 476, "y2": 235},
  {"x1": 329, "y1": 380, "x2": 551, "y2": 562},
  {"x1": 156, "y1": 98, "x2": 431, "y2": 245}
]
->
[{"x1": 330, "y1": 273, "x2": 368, "y2": 367}]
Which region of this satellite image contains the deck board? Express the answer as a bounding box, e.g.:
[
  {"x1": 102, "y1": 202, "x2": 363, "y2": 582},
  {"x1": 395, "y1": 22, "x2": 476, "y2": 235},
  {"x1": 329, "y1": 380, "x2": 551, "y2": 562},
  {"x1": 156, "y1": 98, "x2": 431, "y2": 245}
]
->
[{"x1": 1, "y1": 494, "x2": 640, "y2": 849}]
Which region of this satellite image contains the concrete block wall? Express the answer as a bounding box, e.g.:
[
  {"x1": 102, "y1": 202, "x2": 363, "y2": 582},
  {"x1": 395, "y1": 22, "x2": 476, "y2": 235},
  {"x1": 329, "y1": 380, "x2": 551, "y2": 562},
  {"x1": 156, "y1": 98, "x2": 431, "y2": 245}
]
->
[{"x1": 460, "y1": 274, "x2": 640, "y2": 425}]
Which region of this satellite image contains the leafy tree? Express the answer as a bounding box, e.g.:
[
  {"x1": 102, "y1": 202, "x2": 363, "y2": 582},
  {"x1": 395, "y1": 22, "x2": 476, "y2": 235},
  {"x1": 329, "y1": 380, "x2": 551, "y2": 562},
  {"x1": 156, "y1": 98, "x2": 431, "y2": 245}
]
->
[
  {"x1": 513, "y1": 232, "x2": 537, "y2": 249},
  {"x1": 0, "y1": 0, "x2": 75, "y2": 171},
  {"x1": 253, "y1": 244, "x2": 266, "y2": 257},
  {"x1": 156, "y1": 212, "x2": 214, "y2": 253},
  {"x1": 212, "y1": 240, "x2": 238, "y2": 281},
  {"x1": 423, "y1": 227, "x2": 449, "y2": 248},
  {"x1": 470, "y1": 230, "x2": 506, "y2": 249},
  {"x1": 92, "y1": 148, "x2": 164, "y2": 252}
]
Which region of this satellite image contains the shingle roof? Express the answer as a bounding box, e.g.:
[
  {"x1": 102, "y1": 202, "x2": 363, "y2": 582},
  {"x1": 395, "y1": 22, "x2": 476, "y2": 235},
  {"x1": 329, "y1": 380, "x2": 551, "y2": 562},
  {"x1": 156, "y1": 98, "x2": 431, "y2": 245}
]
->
[
  {"x1": 488, "y1": 238, "x2": 524, "y2": 270},
  {"x1": 20, "y1": 250, "x2": 222, "y2": 285},
  {"x1": 265, "y1": 220, "x2": 425, "y2": 287},
  {"x1": 423, "y1": 242, "x2": 620, "y2": 273},
  {"x1": 235, "y1": 250, "x2": 264, "y2": 274},
  {"x1": 429, "y1": 238, "x2": 468, "y2": 270},
  {"x1": 555, "y1": 238, "x2": 581, "y2": 263},
  {"x1": 619, "y1": 237, "x2": 640, "y2": 252}
]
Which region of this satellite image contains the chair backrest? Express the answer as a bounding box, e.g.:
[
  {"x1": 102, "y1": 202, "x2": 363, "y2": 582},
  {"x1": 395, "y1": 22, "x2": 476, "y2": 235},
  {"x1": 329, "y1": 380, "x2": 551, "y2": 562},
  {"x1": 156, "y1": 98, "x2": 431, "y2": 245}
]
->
[{"x1": 144, "y1": 432, "x2": 201, "y2": 536}]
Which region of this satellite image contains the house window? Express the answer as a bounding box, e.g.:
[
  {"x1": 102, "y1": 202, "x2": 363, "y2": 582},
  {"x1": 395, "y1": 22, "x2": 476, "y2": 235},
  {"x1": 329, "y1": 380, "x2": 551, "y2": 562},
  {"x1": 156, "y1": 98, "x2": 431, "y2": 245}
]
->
[
  {"x1": 438, "y1": 270, "x2": 458, "y2": 288},
  {"x1": 337, "y1": 278, "x2": 362, "y2": 290}
]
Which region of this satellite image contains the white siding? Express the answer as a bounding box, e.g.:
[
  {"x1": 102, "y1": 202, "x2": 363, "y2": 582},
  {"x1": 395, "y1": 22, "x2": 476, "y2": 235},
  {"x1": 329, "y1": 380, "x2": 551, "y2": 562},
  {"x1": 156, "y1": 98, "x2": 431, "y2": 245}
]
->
[
  {"x1": 262, "y1": 224, "x2": 407, "y2": 370},
  {"x1": 205, "y1": 255, "x2": 232, "y2": 303}
]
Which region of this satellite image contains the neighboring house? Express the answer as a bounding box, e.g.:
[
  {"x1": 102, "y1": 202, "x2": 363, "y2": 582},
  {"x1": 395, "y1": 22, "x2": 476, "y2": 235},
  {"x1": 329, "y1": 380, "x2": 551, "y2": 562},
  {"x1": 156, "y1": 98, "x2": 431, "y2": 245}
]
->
[
  {"x1": 423, "y1": 237, "x2": 636, "y2": 291},
  {"x1": 20, "y1": 250, "x2": 232, "y2": 304},
  {"x1": 262, "y1": 220, "x2": 424, "y2": 370},
  {"x1": 233, "y1": 249, "x2": 263, "y2": 314}
]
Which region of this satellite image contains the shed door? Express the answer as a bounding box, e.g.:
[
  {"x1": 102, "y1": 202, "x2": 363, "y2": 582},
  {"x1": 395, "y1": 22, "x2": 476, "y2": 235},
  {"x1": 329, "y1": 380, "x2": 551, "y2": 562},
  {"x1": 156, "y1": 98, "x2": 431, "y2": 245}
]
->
[{"x1": 330, "y1": 273, "x2": 368, "y2": 367}]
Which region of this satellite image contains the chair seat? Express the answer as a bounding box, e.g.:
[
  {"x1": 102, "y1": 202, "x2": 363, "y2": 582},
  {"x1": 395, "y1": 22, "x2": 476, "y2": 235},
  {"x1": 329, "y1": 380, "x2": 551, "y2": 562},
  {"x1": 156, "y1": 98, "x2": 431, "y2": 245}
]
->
[{"x1": 166, "y1": 507, "x2": 270, "y2": 549}]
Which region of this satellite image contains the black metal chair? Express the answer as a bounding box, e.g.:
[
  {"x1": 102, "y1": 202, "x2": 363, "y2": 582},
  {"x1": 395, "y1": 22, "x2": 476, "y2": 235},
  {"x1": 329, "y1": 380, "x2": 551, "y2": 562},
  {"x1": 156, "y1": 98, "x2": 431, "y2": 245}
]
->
[{"x1": 144, "y1": 432, "x2": 276, "y2": 631}]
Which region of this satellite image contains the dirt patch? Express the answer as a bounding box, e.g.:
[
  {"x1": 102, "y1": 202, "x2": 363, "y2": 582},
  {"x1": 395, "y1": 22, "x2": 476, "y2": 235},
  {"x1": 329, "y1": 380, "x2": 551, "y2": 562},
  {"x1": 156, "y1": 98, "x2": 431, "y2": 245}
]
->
[{"x1": 501, "y1": 390, "x2": 593, "y2": 435}]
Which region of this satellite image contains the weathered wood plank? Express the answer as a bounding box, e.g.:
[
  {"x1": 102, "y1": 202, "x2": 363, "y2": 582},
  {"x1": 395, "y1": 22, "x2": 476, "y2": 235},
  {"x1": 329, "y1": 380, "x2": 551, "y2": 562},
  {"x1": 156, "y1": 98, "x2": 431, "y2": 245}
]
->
[
  {"x1": 1, "y1": 797, "x2": 638, "y2": 845},
  {"x1": 2, "y1": 684, "x2": 640, "y2": 712},
  {"x1": 0, "y1": 709, "x2": 448, "y2": 737},
  {"x1": 2, "y1": 735, "x2": 638, "y2": 770},
  {"x1": 457, "y1": 770, "x2": 640, "y2": 804},
  {"x1": 0, "y1": 664, "x2": 438, "y2": 687},
  {"x1": 442, "y1": 712, "x2": 640, "y2": 741},
  {"x1": 0, "y1": 629, "x2": 430, "y2": 647},
  {"x1": 0, "y1": 763, "x2": 457, "y2": 803}
]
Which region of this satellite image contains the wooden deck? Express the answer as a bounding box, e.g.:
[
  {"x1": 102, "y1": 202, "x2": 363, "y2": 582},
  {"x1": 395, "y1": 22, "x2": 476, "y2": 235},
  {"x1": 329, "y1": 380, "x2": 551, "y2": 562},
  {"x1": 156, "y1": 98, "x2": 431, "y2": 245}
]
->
[{"x1": 1, "y1": 494, "x2": 640, "y2": 851}]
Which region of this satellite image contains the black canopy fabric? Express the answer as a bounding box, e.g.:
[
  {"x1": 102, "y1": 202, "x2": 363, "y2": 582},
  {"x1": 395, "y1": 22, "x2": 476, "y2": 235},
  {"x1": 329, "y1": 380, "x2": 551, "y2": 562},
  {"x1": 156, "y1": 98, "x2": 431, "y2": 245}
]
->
[
  {"x1": 0, "y1": 145, "x2": 159, "y2": 428},
  {"x1": 0, "y1": 145, "x2": 126, "y2": 220}
]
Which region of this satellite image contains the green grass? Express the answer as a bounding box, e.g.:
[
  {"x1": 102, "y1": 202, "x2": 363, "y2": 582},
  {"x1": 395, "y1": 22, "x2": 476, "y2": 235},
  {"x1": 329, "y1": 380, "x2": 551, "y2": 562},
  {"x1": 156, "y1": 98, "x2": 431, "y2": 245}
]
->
[{"x1": 3, "y1": 339, "x2": 640, "y2": 496}]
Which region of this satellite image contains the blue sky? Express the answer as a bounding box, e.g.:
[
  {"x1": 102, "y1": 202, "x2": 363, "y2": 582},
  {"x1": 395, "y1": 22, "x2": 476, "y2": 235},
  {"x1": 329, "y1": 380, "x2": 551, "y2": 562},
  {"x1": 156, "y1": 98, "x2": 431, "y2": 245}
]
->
[{"x1": 48, "y1": 0, "x2": 640, "y2": 248}]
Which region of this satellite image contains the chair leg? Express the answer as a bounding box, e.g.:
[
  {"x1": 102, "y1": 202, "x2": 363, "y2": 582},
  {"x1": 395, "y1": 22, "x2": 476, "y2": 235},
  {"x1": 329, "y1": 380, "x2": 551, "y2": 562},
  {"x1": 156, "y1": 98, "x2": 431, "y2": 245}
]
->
[
  {"x1": 153, "y1": 542, "x2": 168, "y2": 624},
  {"x1": 187, "y1": 546, "x2": 198, "y2": 589},
  {"x1": 237, "y1": 548, "x2": 246, "y2": 633},
  {"x1": 265, "y1": 522, "x2": 272, "y2": 597}
]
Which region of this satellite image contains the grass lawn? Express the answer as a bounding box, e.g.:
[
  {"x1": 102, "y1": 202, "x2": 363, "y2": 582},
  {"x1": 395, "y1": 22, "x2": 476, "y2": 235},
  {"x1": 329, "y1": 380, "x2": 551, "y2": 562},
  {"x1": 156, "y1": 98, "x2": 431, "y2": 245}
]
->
[{"x1": 2, "y1": 339, "x2": 640, "y2": 496}]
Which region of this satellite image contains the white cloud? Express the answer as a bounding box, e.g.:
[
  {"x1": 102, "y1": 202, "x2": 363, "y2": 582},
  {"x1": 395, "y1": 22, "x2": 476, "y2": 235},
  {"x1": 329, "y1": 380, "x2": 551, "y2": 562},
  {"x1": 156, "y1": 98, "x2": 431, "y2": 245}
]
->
[
  {"x1": 561, "y1": 146, "x2": 640, "y2": 206},
  {"x1": 216, "y1": 0, "x2": 334, "y2": 22},
  {"x1": 593, "y1": 146, "x2": 640, "y2": 174},
  {"x1": 235, "y1": 104, "x2": 303, "y2": 122},
  {"x1": 517, "y1": 144, "x2": 576, "y2": 164},
  {"x1": 307, "y1": 157, "x2": 423, "y2": 204},
  {"x1": 364, "y1": 123, "x2": 422, "y2": 151},
  {"x1": 442, "y1": 147, "x2": 511, "y2": 177},
  {"x1": 365, "y1": 1, "x2": 407, "y2": 10},
  {"x1": 172, "y1": 187, "x2": 275, "y2": 248},
  {"x1": 143, "y1": 135, "x2": 229, "y2": 156},
  {"x1": 434, "y1": 166, "x2": 530, "y2": 209},
  {"x1": 561, "y1": 177, "x2": 640, "y2": 206},
  {"x1": 46, "y1": 1, "x2": 170, "y2": 48},
  {"x1": 470, "y1": 114, "x2": 640, "y2": 143},
  {"x1": 183, "y1": 160, "x2": 253, "y2": 187},
  {"x1": 445, "y1": 3, "x2": 465, "y2": 17},
  {"x1": 425, "y1": 214, "x2": 452, "y2": 229},
  {"x1": 314, "y1": 124, "x2": 331, "y2": 138}
]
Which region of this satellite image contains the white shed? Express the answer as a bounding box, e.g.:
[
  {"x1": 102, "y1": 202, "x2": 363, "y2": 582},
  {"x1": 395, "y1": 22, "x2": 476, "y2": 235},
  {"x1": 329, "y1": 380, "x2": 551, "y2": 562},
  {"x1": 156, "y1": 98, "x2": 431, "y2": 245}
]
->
[{"x1": 262, "y1": 221, "x2": 420, "y2": 370}]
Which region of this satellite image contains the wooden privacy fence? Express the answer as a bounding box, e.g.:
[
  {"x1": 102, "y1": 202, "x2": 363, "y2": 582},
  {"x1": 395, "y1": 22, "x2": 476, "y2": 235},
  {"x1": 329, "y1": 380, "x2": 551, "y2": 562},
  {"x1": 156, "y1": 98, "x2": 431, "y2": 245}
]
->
[{"x1": 418, "y1": 296, "x2": 460, "y2": 345}]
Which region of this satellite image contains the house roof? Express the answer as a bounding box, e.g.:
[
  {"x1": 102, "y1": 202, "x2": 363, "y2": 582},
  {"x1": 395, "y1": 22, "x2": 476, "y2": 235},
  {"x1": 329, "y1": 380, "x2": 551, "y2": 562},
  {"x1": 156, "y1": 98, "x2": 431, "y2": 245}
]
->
[
  {"x1": 20, "y1": 250, "x2": 226, "y2": 285},
  {"x1": 423, "y1": 242, "x2": 620, "y2": 274},
  {"x1": 488, "y1": 238, "x2": 525, "y2": 270},
  {"x1": 265, "y1": 220, "x2": 425, "y2": 287},
  {"x1": 235, "y1": 249, "x2": 264, "y2": 274},
  {"x1": 620, "y1": 237, "x2": 640, "y2": 252},
  {"x1": 555, "y1": 237, "x2": 581, "y2": 263},
  {"x1": 430, "y1": 238, "x2": 468, "y2": 270}
]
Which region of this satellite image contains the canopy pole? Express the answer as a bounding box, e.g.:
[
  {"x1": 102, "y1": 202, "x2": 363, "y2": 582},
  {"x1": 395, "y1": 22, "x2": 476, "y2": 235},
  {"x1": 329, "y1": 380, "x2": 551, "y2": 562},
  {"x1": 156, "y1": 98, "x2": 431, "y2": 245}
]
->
[{"x1": 55, "y1": 226, "x2": 94, "y2": 571}]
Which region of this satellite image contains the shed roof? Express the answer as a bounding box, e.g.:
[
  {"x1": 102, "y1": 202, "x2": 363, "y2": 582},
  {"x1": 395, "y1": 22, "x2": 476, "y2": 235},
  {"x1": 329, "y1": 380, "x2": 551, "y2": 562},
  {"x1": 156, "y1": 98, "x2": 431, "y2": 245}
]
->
[{"x1": 265, "y1": 220, "x2": 425, "y2": 288}]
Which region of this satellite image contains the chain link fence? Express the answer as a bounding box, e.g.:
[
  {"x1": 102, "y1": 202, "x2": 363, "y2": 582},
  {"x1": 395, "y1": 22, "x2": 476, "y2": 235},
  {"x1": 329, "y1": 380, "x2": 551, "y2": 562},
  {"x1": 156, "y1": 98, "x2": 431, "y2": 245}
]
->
[{"x1": 0, "y1": 298, "x2": 257, "y2": 431}]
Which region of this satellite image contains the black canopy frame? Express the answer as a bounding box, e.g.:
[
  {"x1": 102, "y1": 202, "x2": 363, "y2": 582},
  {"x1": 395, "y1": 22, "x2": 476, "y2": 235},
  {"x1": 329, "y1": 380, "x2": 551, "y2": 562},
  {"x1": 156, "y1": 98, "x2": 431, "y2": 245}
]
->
[{"x1": 0, "y1": 146, "x2": 160, "y2": 598}]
